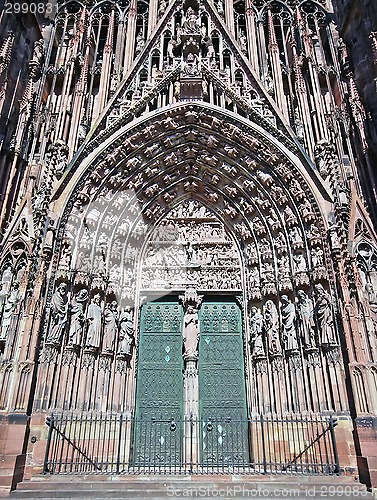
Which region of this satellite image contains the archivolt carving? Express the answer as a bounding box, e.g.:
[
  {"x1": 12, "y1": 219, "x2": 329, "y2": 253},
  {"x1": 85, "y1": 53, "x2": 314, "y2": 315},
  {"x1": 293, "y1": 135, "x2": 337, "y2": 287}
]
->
[{"x1": 37, "y1": 102, "x2": 343, "y2": 413}]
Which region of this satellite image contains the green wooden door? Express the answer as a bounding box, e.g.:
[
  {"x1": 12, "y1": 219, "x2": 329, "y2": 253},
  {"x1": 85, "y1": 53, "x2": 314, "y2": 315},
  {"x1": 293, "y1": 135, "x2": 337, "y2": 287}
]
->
[
  {"x1": 133, "y1": 300, "x2": 183, "y2": 467},
  {"x1": 198, "y1": 299, "x2": 249, "y2": 466}
]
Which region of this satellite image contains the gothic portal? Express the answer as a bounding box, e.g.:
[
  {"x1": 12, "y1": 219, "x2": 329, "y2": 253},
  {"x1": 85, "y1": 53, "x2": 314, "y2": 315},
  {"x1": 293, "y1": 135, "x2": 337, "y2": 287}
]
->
[{"x1": 0, "y1": 0, "x2": 377, "y2": 491}]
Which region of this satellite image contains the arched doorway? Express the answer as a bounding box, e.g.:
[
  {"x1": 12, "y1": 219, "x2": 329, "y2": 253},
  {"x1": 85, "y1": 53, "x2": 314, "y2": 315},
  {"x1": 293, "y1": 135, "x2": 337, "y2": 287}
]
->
[
  {"x1": 133, "y1": 200, "x2": 248, "y2": 469},
  {"x1": 36, "y1": 103, "x2": 343, "y2": 475}
]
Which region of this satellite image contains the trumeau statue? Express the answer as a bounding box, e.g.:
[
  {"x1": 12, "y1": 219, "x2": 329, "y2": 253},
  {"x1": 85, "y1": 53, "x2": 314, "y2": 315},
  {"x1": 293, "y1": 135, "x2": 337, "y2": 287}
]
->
[
  {"x1": 182, "y1": 305, "x2": 200, "y2": 358},
  {"x1": 46, "y1": 283, "x2": 69, "y2": 346}
]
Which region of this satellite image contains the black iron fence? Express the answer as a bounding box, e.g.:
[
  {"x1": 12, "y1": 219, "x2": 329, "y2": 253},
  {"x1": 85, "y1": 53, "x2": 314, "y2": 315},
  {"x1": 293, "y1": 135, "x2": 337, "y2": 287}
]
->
[{"x1": 43, "y1": 412, "x2": 340, "y2": 475}]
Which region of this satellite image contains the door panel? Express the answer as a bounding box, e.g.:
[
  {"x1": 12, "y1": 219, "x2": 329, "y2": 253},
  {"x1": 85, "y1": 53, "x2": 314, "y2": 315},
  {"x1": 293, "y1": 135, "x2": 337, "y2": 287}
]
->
[
  {"x1": 133, "y1": 300, "x2": 183, "y2": 466},
  {"x1": 198, "y1": 299, "x2": 249, "y2": 465}
]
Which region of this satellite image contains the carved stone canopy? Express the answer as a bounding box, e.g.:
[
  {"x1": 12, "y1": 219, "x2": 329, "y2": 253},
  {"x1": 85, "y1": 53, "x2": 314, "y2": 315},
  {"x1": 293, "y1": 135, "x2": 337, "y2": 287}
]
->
[{"x1": 179, "y1": 287, "x2": 203, "y2": 310}]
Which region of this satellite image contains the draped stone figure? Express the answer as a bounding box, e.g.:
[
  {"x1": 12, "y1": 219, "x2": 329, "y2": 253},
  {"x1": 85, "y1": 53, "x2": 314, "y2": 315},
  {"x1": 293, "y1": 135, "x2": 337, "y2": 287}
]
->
[
  {"x1": 0, "y1": 268, "x2": 12, "y2": 302},
  {"x1": 46, "y1": 283, "x2": 69, "y2": 345},
  {"x1": 182, "y1": 305, "x2": 199, "y2": 357},
  {"x1": 249, "y1": 306, "x2": 265, "y2": 357},
  {"x1": 296, "y1": 290, "x2": 316, "y2": 349},
  {"x1": 263, "y1": 300, "x2": 281, "y2": 356},
  {"x1": 280, "y1": 295, "x2": 299, "y2": 351},
  {"x1": 0, "y1": 281, "x2": 19, "y2": 342},
  {"x1": 182, "y1": 7, "x2": 199, "y2": 33},
  {"x1": 68, "y1": 289, "x2": 88, "y2": 348},
  {"x1": 118, "y1": 306, "x2": 134, "y2": 357},
  {"x1": 102, "y1": 301, "x2": 118, "y2": 354},
  {"x1": 314, "y1": 284, "x2": 338, "y2": 346},
  {"x1": 86, "y1": 294, "x2": 102, "y2": 349}
]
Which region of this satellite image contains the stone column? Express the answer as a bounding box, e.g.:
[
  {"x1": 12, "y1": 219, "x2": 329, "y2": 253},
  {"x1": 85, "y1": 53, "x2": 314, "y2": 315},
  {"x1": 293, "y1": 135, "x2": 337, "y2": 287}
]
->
[
  {"x1": 123, "y1": 0, "x2": 137, "y2": 72},
  {"x1": 224, "y1": 0, "x2": 235, "y2": 35},
  {"x1": 267, "y1": 10, "x2": 289, "y2": 120},
  {"x1": 245, "y1": 0, "x2": 258, "y2": 73},
  {"x1": 147, "y1": 0, "x2": 159, "y2": 37},
  {"x1": 183, "y1": 355, "x2": 199, "y2": 469}
]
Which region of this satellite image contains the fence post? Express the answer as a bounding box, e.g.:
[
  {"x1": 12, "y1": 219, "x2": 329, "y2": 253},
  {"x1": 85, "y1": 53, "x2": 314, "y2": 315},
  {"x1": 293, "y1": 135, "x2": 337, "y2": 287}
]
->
[
  {"x1": 260, "y1": 414, "x2": 267, "y2": 474},
  {"x1": 329, "y1": 416, "x2": 340, "y2": 474},
  {"x1": 43, "y1": 414, "x2": 54, "y2": 474},
  {"x1": 116, "y1": 413, "x2": 123, "y2": 474}
]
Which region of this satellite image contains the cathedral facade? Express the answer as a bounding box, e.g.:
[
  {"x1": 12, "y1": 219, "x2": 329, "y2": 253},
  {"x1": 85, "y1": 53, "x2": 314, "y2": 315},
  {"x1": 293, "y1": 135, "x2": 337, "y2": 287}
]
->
[{"x1": 0, "y1": 0, "x2": 377, "y2": 492}]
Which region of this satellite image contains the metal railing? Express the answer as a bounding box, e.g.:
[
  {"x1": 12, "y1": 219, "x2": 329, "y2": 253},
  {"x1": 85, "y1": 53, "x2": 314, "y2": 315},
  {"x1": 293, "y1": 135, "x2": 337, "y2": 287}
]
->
[{"x1": 43, "y1": 412, "x2": 340, "y2": 475}]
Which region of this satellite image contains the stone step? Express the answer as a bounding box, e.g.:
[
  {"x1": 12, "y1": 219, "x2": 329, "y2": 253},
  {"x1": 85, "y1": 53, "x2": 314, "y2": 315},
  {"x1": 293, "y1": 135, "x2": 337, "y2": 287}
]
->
[{"x1": 7, "y1": 475, "x2": 374, "y2": 500}]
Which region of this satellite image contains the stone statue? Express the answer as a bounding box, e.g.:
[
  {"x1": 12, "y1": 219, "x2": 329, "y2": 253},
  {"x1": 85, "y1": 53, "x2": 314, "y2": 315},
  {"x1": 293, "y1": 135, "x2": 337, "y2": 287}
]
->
[
  {"x1": 296, "y1": 290, "x2": 316, "y2": 349},
  {"x1": 0, "y1": 281, "x2": 19, "y2": 342},
  {"x1": 248, "y1": 267, "x2": 260, "y2": 288},
  {"x1": 289, "y1": 226, "x2": 304, "y2": 247},
  {"x1": 293, "y1": 254, "x2": 307, "y2": 272},
  {"x1": 102, "y1": 301, "x2": 118, "y2": 354},
  {"x1": 167, "y1": 37, "x2": 176, "y2": 60},
  {"x1": 183, "y1": 52, "x2": 199, "y2": 77},
  {"x1": 206, "y1": 38, "x2": 215, "y2": 60},
  {"x1": 249, "y1": 306, "x2": 265, "y2": 357},
  {"x1": 0, "y1": 268, "x2": 12, "y2": 296},
  {"x1": 68, "y1": 289, "x2": 88, "y2": 348},
  {"x1": 314, "y1": 284, "x2": 338, "y2": 346},
  {"x1": 314, "y1": 139, "x2": 332, "y2": 178},
  {"x1": 238, "y1": 29, "x2": 247, "y2": 55},
  {"x1": 182, "y1": 305, "x2": 199, "y2": 357},
  {"x1": 174, "y1": 80, "x2": 181, "y2": 98},
  {"x1": 182, "y1": 7, "x2": 199, "y2": 33},
  {"x1": 328, "y1": 222, "x2": 341, "y2": 252},
  {"x1": 263, "y1": 300, "x2": 281, "y2": 356},
  {"x1": 48, "y1": 140, "x2": 69, "y2": 179},
  {"x1": 280, "y1": 295, "x2": 298, "y2": 351},
  {"x1": 46, "y1": 282, "x2": 69, "y2": 346},
  {"x1": 29, "y1": 38, "x2": 44, "y2": 79},
  {"x1": 135, "y1": 31, "x2": 144, "y2": 55},
  {"x1": 159, "y1": 0, "x2": 166, "y2": 16},
  {"x1": 86, "y1": 294, "x2": 102, "y2": 349},
  {"x1": 118, "y1": 306, "x2": 134, "y2": 357},
  {"x1": 311, "y1": 247, "x2": 324, "y2": 268},
  {"x1": 216, "y1": 0, "x2": 224, "y2": 15}
]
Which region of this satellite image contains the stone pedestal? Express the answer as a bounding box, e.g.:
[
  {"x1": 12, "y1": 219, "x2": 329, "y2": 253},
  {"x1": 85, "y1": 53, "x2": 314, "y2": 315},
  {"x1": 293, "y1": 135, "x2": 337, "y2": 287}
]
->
[
  {"x1": 183, "y1": 355, "x2": 199, "y2": 468},
  {"x1": 355, "y1": 417, "x2": 377, "y2": 488},
  {"x1": 0, "y1": 413, "x2": 29, "y2": 490}
]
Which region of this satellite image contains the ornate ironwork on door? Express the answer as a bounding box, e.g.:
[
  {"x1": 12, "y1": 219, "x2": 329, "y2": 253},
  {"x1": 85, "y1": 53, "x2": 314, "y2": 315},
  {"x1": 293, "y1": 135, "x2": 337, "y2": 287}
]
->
[
  {"x1": 132, "y1": 300, "x2": 183, "y2": 467},
  {"x1": 198, "y1": 299, "x2": 249, "y2": 465}
]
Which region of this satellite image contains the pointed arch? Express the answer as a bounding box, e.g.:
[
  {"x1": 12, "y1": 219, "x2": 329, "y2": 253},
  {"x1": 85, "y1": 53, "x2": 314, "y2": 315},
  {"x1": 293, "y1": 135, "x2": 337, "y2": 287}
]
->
[{"x1": 32, "y1": 102, "x2": 351, "y2": 416}]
